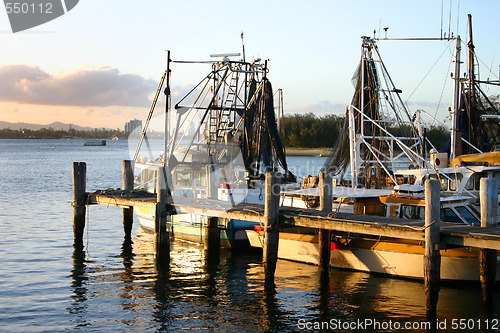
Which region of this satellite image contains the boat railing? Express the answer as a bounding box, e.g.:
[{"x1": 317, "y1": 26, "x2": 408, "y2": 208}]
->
[
  {"x1": 415, "y1": 109, "x2": 483, "y2": 154},
  {"x1": 349, "y1": 104, "x2": 478, "y2": 199}
]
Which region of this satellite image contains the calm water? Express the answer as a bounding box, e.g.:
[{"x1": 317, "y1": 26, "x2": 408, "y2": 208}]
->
[{"x1": 1, "y1": 139, "x2": 499, "y2": 332}]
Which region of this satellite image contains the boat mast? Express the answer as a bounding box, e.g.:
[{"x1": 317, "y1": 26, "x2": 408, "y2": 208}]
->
[
  {"x1": 164, "y1": 50, "x2": 171, "y2": 169},
  {"x1": 348, "y1": 105, "x2": 358, "y2": 188},
  {"x1": 350, "y1": 39, "x2": 369, "y2": 188},
  {"x1": 241, "y1": 32, "x2": 247, "y2": 158},
  {"x1": 241, "y1": 32, "x2": 246, "y2": 63},
  {"x1": 450, "y1": 36, "x2": 461, "y2": 161},
  {"x1": 467, "y1": 14, "x2": 476, "y2": 113}
]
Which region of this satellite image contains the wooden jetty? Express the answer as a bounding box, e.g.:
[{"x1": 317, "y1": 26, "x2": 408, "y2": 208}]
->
[{"x1": 73, "y1": 160, "x2": 500, "y2": 320}]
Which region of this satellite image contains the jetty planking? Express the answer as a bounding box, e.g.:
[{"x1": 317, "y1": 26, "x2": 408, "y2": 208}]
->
[{"x1": 84, "y1": 177, "x2": 500, "y2": 252}]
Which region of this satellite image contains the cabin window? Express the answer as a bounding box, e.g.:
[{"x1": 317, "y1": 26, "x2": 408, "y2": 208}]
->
[
  {"x1": 447, "y1": 173, "x2": 462, "y2": 191},
  {"x1": 494, "y1": 172, "x2": 500, "y2": 184},
  {"x1": 140, "y1": 169, "x2": 148, "y2": 190},
  {"x1": 440, "y1": 207, "x2": 462, "y2": 223},
  {"x1": 194, "y1": 172, "x2": 207, "y2": 187},
  {"x1": 477, "y1": 173, "x2": 486, "y2": 190},
  {"x1": 467, "y1": 172, "x2": 500, "y2": 191},
  {"x1": 176, "y1": 172, "x2": 192, "y2": 186},
  {"x1": 465, "y1": 177, "x2": 473, "y2": 190},
  {"x1": 454, "y1": 206, "x2": 480, "y2": 226},
  {"x1": 139, "y1": 168, "x2": 157, "y2": 193},
  {"x1": 400, "y1": 205, "x2": 425, "y2": 220},
  {"x1": 466, "y1": 173, "x2": 482, "y2": 191},
  {"x1": 428, "y1": 175, "x2": 447, "y2": 191}
]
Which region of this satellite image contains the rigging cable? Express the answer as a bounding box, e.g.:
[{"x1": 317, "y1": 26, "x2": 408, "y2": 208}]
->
[
  {"x1": 470, "y1": 46, "x2": 500, "y2": 82},
  {"x1": 405, "y1": 41, "x2": 453, "y2": 103},
  {"x1": 434, "y1": 44, "x2": 455, "y2": 119}
]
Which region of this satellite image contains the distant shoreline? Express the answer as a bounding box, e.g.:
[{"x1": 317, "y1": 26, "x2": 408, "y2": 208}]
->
[
  {"x1": 285, "y1": 148, "x2": 330, "y2": 157},
  {"x1": 0, "y1": 137, "x2": 332, "y2": 156}
]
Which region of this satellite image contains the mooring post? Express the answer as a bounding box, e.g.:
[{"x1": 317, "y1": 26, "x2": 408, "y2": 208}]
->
[
  {"x1": 204, "y1": 216, "x2": 220, "y2": 253},
  {"x1": 122, "y1": 160, "x2": 134, "y2": 239},
  {"x1": 318, "y1": 171, "x2": 333, "y2": 271},
  {"x1": 154, "y1": 166, "x2": 170, "y2": 264},
  {"x1": 263, "y1": 172, "x2": 282, "y2": 285},
  {"x1": 204, "y1": 165, "x2": 220, "y2": 255},
  {"x1": 424, "y1": 179, "x2": 441, "y2": 322},
  {"x1": 479, "y1": 177, "x2": 498, "y2": 308},
  {"x1": 72, "y1": 162, "x2": 87, "y2": 247}
]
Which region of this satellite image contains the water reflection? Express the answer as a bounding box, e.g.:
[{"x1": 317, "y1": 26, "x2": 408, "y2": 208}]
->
[
  {"x1": 120, "y1": 238, "x2": 134, "y2": 282},
  {"x1": 318, "y1": 270, "x2": 330, "y2": 324},
  {"x1": 69, "y1": 245, "x2": 89, "y2": 328},
  {"x1": 67, "y1": 227, "x2": 500, "y2": 332}
]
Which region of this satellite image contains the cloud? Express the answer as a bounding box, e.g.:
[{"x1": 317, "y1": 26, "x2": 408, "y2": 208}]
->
[{"x1": 0, "y1": 65, "x2": 156, "y2": 107}]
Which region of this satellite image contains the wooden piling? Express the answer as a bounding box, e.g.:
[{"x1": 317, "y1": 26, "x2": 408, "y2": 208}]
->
[
  {"x1": 318, "y1": 171, "x2": 332, "y2": 271},
  {"x1": 72, "y1": 162, "x2": 86, "y2": 246},
  {"x1": 424, "y1": 179, "x2": 441, "y2": 321},
  {"x1": 122, "y1": 160, "x2": 134, "y2": 239},
  {"x1": 204, "y1": 216, "x2": 220, "y2": 253},
  {"x1": 204, "y1": 165, "x2": 220, "y2": 254},
  {"x1": 154, "y1": 166, "x2": 170, "y2": 263},
  {"x1": 263, "y1": 172, "x2": 282, "y2": 284},
  {"x1": 479, "y1": 177, "x2": 498, "y2": 307}
]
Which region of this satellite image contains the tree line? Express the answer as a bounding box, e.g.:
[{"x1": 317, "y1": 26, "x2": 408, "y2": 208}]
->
[
  {"x1": 280, "y1": 113, "x2": 344, "y2": 149},
  {"x1": 0, "y1": 127, "x2": 126, "y2": 139},
  {"x1": 280, "y1": 113, "x2": 450, "y2": 151}
]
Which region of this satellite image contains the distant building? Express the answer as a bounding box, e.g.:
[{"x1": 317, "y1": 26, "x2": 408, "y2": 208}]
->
[{"x1": 125, "y1": 119, "x2": 142, "y2": 135}]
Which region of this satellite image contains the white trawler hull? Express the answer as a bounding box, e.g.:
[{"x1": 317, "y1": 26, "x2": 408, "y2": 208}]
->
[{"x1": 246, "y1": 229, "x2": 500, "y2": 281}]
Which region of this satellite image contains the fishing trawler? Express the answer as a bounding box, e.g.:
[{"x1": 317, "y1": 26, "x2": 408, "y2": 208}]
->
[
  {"x1": 132, "y1": 46, "x2": 297, "y2": 248},
  {"x1": 392, "y1": 15, "x2": 500, "y2": 202},
  {"x1": 284, "y1": 15, "x2": 500, "y2": 207},
  {"x1": 247, "y1": 186, "x2": 487, "y2": 280},
  {"x1": 247, "y1": 23, "x2": 500, "y2": 280}
]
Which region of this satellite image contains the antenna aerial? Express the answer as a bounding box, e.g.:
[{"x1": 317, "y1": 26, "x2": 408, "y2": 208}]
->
[{"x1": 241, "y1": 31, "x2": 246, "y2": 62}]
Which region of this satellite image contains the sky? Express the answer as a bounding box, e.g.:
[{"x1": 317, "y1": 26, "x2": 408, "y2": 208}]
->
[{"x1": 1, "y1": 0, "x2": 500, "y2": 129}]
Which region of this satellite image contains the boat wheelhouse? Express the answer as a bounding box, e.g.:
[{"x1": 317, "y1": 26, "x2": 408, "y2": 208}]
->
[{"x1": 132, "y1": 47, "x2": 297, "y2": 248}]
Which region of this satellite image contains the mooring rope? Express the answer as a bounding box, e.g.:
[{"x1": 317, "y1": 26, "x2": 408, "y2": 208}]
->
[{"x1": 86, "y1": 194, "x2": 90, "y2": 256}]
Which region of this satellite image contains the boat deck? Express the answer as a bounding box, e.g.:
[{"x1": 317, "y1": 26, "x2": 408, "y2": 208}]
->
[{"x1": 87, "y1": 190, "x2": 500, "y2": 251}]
